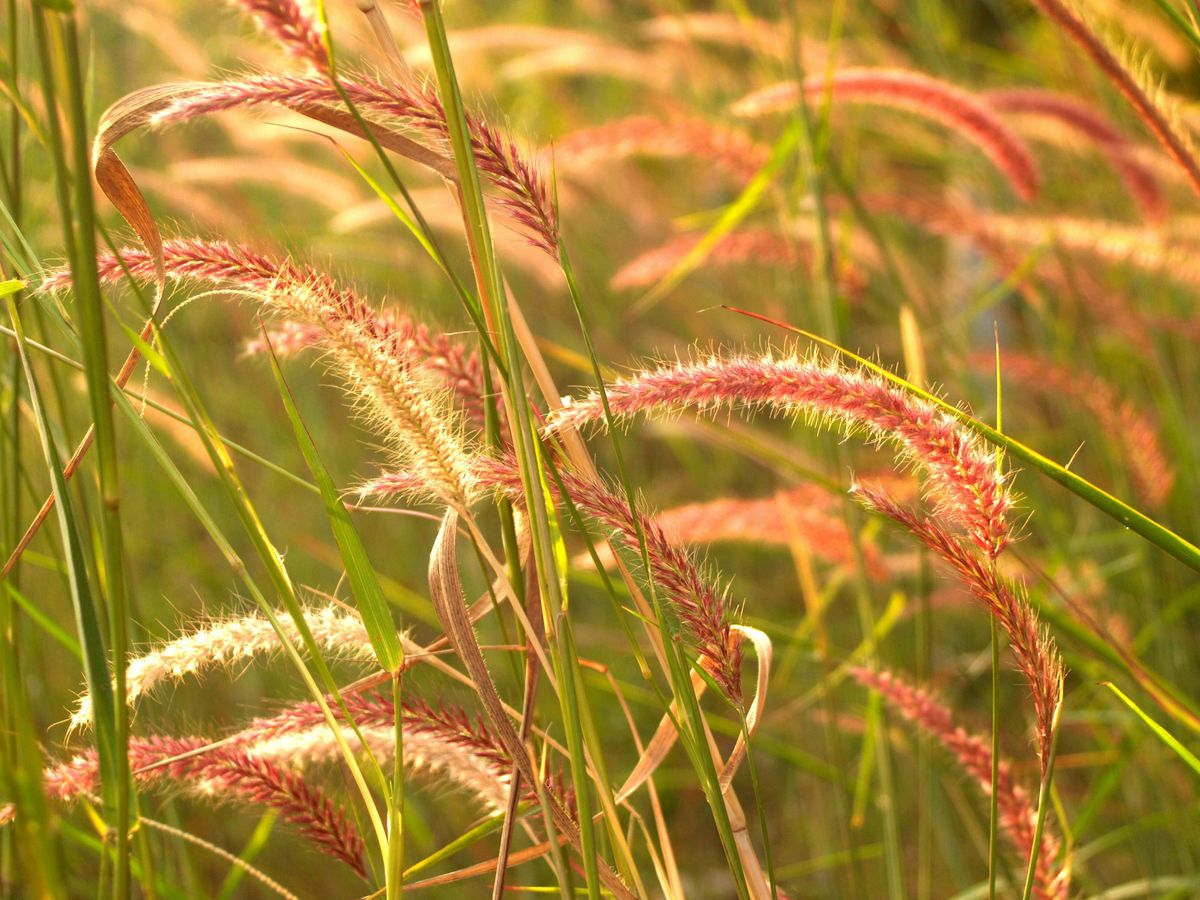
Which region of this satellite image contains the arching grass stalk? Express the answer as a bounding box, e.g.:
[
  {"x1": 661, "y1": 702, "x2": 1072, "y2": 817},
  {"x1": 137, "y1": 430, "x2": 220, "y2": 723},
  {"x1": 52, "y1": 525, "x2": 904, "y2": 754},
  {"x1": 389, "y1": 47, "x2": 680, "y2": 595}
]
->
[
  {"x1": 1021, "y1": 686, "x2": 1064, "y2": 900},
  {"x1": 781, "y1": 15, "x2": 870, "y2": 895},
  {"x1": 262, "y1": 334, "x2": 406, "y2": 892},
  {"x1": 725, "y1": 308, "x2": 1200, "y2": 574},
  {"x1": 556, "y1": 243, "x2": 763, "y2": 896},
  {"x1": 29, "y1": 8, "x2": 132, "y2": 893},
  {"x1": 3, "y1": 12, "x2": 65, "y2": 888},
  {"x1": 6, "y1": 291, "x2": 104, "y2": 898},
  {"x1": 416, "y1": 5, "x2": 605, "y2": 897},
  {"x1": 60, "y1": 22, "x2": 138, "y2": 894},
  {"x1": 989, "y1": 615, "x2": 1001, "y2": 900},
  {"x1": 786, "y1": 4, "x2": 906, "y2": 893},
  {"x1": 990, "y1": 339, "x2": 1004, "y2": 900},
  {"x1": 110, "y1": 287, "x2": 395, "y2": 864},
  {"x1": 1, "y1": 281, "x2": 66, "y2": 897}
]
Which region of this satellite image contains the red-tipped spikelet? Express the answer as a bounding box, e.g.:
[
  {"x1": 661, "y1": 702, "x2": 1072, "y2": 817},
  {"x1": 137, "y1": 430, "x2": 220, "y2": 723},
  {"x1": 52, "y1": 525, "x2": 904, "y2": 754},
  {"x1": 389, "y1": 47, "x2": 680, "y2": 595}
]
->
[
  {"x1": 44, "y1": 239, "x2": 479, "y2": 508},
  {"x1": 231, "y1": 0, "x2": 329, "y2": 71},
  {"x1": 978, "y1": 351, "x2": 1174, "y2": 506},
  {"x1": 733, "y1": 68, "x2": 1041, "y2": 200},
  {"x1": 852, "y1": 482, "x2": 1064, "y2": 774},
  {"x1": 545, "y1": 350, "x2": 1012, "y2": 558},
  {"x1": 853, "y1": 668, "x2": 1067, "y2": 899},
  {"x1": 985, "y1": 87, "x2": 1165, "y2": 221},
  {"x1": 141, "y1": 73, "x2": 558, "y2": 252}
]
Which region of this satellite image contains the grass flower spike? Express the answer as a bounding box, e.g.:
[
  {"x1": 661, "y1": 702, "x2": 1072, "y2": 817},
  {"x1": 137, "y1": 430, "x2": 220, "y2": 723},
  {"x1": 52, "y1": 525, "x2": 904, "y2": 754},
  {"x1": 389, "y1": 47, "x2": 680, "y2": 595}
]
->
[{"x1": 547, "y1": 349, "x2": 1013, "y2": 558}]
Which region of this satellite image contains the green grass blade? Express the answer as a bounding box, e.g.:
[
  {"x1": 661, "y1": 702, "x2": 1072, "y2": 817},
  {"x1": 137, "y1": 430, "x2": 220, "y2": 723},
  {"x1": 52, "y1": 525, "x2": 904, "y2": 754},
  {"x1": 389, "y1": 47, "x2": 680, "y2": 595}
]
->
[
  {"x1": 6, "y1": 294, "x2": 117, "y2": 850},
  {"x1": 727, "y1": 308, "x2": 1200, "y2": 574},
  {"x1": 262, "y1": 330, "x2": 403, "y2": 673},
  {"x1": 4, "y1": 581, "x2": 81, "y2": 658},
  {"x1": 115, "y1": 316, "x2": 393, "y2": 859},
  {"x1": 1103, "y1": 682, "x2": 1200, "y2": 777},
  {"x1": 263, "y1": 327, "x2": 408, "y2": 894}
]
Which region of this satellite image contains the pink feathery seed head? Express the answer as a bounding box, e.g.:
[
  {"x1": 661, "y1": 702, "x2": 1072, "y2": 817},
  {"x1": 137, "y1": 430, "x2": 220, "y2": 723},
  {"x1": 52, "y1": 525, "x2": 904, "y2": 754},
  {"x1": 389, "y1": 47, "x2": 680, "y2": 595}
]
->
[
  {"x1": 40, "y1": 237, "x2": 280, "y2": 295},
  {"x1": 232, "y1": 0, "x2": 329, "y2": 71},
  {"x1": 547, "y1": 351, "x2": 1011, "y2": 558},
  {"x1": 610, "y1": 229, "x2": 868, "y2": 295},
  {"x1": 44, "y1": 735, "x2": 211, "y2": 802},
  {"x1": 475, "y1": 454, "x2": 743, "y2": 700},
  {"x1": 974, "y1": 351, "x2": 1174, "y2": 507},
  {"x1": 470, "y1": 115, "x2": 559, "y2": 254},
  {"x1": 235, "y1": 692, "x2": 513, "y2": 775},
  {"x1": 1027, "y1": 0, "x2": 1200, "y2": 201},
  {"x1": 554, "y1": 115, "x2": 770, "y2": 183},
  {"x1": 985, "y1": 87, "x2": 1166, "y2": 222},
  {"x1": 733, "y1": 68, "x2": 1041, "y2": 201},
  {"x1": 139, "y1": 72, "x2": 557, "y2": 252},
  {"x1": 853, "y1": 668, "x2": 1067, "y2": 899},
  {"x1": 852, "y1": 482, "x2": 1064, "y2": 775},
  {"x1": 45, "y1": 734, "x2": 366, "y2": 875},
  {"x1": 206, "y1": 750, "x2": 367, "y2": 875},
  {"x1": 44, "y1": 238, "x2": 489, "y2": 425},
  {"x1": 244, "y1": 310, "x2": 490, "y2": 428},
  {"x1": 230, "y1": 692, "x2": 566, "y2": 810},
  {"x1": 591, "y1": 486, "x2": 889, "y2": 581},
  {"x1": 44, "y1": 238, "x2": 479, "y2": 507},
  {"x1": 355, "y1": 469, "x2": 444, "y2": 504}
]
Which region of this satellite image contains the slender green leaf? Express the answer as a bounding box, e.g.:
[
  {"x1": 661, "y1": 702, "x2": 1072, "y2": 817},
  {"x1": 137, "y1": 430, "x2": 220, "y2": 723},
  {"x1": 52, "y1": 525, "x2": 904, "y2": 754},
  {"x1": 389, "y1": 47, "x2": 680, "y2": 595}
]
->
[
  {"x1": 263, "y1": 329, "x2": 403, "y2": 671},
  {"x1": 726, "y1": 307, "x2": 1200, "y2": 574},
  {"x1": 1103, "y1": 682, "x2": 1200, "y2": 777}
]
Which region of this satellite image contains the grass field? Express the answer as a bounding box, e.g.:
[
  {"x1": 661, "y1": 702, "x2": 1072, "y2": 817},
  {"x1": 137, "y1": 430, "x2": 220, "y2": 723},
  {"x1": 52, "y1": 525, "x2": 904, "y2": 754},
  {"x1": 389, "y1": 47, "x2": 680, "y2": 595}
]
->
[{"x1": 3, "y1": 1, "x2": 1200, "y2": 897}]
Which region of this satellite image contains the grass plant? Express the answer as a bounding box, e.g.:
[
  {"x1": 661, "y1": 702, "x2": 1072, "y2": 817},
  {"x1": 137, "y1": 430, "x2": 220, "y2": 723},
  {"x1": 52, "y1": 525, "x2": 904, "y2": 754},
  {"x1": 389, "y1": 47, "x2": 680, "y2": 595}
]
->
[{"x1": 3, "y1": 1, "x2": 1200, "y2": 897}]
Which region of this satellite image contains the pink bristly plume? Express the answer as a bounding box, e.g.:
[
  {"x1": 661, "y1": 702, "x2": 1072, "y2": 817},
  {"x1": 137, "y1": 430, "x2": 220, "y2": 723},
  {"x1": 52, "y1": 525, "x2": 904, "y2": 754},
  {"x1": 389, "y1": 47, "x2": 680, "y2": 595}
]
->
[
  {"x1": 985, "y1": 87, "x2": 1165, "y2": 221},
  {"x1": 852, "y1": 481, "x2": 1064, "y2": 775},
  {"x1": 474, "y1": 455, "x2": 743, "y2": 700},
  {"x1": 231, "y1": 0, "x2": 330, "y2": 71},
  {"x1": 43, "y1": 238, "x2": 488, "y2": 427},
  {"x1": 1026, "y1": 0, "x2": 1200, "y2": 201},
  {"x1": 733, "y1": 67, "x2": 1041, "y2": 200},
  {"x1": 853, "y1": 668, "x2": 1067, "y2": 899},
  {"x1": 545, "y1": 351, "x2": 1012, "y2": 558},
  {"x1": 145, "y1": 73, "x2": 558, "y2": 252},
  {"x1": 46, "y1": 736, "x2": 366, "y2": 876}
]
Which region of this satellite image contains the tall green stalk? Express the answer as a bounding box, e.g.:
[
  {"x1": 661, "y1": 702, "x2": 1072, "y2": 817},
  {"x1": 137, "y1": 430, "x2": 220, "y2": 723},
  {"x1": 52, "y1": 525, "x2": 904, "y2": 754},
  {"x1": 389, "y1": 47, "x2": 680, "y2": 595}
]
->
[
  {"x1": 1021, "y1": 693, "x2": 1064, "y2": 900},
  {"x1": 557, "y1": 242, "x2": 755, "y2": 896},
  {"x1": 61, "y1": 19, "x2": 135, "y2": 896},
  {"x1": 29, "y1": 9, "x2": 131, "y2": 894},
  {"x1": 417, "y1": 5, "x2": 602, "y2": 896},
  {"x1": 2, "y1": 7, "x2": 64, "y2": 891},
  {"x1": 788, "y1": 3, "x2": 906, "y2": 894}
]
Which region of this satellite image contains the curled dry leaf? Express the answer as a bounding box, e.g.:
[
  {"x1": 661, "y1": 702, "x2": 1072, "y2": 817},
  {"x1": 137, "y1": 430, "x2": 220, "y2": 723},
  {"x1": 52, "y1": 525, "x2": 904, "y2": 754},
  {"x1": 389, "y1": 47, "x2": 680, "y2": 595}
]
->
[{"x1": 428, "y1": 511, "x2": 636, "y2": 900}]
